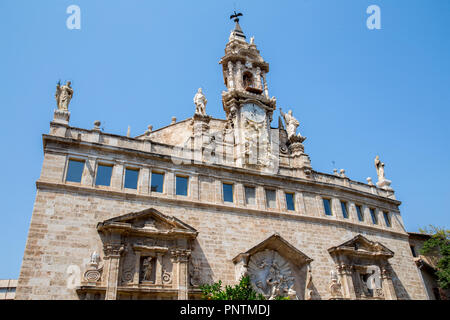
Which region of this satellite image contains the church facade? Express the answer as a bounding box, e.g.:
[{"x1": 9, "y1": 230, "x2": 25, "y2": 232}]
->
[{"x1": 15, "y1": 18, "x2": 429, "y2": 300}]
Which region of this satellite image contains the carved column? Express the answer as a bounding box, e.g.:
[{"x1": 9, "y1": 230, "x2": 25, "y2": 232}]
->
[
  {"x1": 133, "y1": 251, "x2": 141, "y2": 285},
  {"x1": 227, "y1": 61, "x2": 235, "y2": 89},
  {"x1": 262, "y1": 73, "x2": 269, "y2": 98},
  {"x1": 337, "y1": 264, "x2": 356, "y2": 299},
  {"x1": 155, "y1": 253, "x2": 164, "y2": 285},
  {"x1": 104, "y1": 243, "x2": 124, "y2": 300},
  {"x1": 381, "y1": 266, "x2": 397, "y2": 300},
  {"x1": 236, "y1": 61, "x2": 243, "y2": 91},
  {"x1": 256, "y1": 67, "x2": 262, "y2": 90},
  {"x1": 171, "y1": 249, "x2": 191, "y2": 300}
]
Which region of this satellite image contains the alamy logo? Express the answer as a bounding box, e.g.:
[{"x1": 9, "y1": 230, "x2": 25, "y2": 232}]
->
[
  {"x1": 66, "y1": 5, "x2": 81, "y2": 30},
  {"x1": 366, "y1": 5, "x2": 381, "y2": 30}
]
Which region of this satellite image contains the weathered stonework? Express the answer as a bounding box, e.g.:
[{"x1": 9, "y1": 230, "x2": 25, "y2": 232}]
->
[{"x1": 15, "y1": 18, "x2": 429, "y2": 300}]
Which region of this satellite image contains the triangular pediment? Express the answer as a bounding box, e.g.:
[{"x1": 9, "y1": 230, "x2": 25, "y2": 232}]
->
[
  {"x1": 97, "y1": 208, "x2": 197, "y2": 239},
  {"x1": 328, "y1": 234, "x2": 394, "y2": 258},
  {"x1": 232, "y1": 233, "x2": 313, "y2": 267}
]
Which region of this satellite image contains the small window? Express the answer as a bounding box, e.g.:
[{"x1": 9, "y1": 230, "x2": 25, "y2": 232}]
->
[
  {"x1": 176, "y1": 176, "x2": 189, "y2": 196},
  {"x1": 151, "y1": 172, "x2": 164, "y2": 193},
  {"x1": 370, "y1": 208, "x2": 378, "y2": 224},
  {"x1": 265, "y1": 189, "x2": 277, "y2": 209},
  {"x1": 355, "y1": 205, "x2": 364, "y2": 221},
  {"x1": 323, "y1": 198, "x2": 332, "y2": 216},
  {"x1": 223, "y1": 183, "x2": 234, "y2": 203},
  {"x1": 245, "y1": 186, "x2": 256, "y2": 205},
  {"x1": 124, "y1": 168, "x2": 139, "y2": 189},
  {"x1": 340, "y1": 201, "x2": 349, "y2": 219},
  {"x1": 0, "y1": 288, "x2": 7, "y2": 293},
  {"x1": 285, "y1": 193, "x2": 295, "y2": 211},
  {"x1": 383, "y1": 211, "x2": 391, "y2": 227},
  {"x1": 66, "y1": 159, "x2": 85, "y2": 183},
  {"x1": 410, "y1": 245, "x2": 417, "y2": 257},
  {"x1": 96, "y1": 164, "x2": 113, "y2": 186}
]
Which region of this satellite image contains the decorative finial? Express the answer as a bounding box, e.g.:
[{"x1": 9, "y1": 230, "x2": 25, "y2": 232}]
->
[
  {"x1": 367, "y1": 177, "x2": 374, "y2": 186},
  {"x1": 93, "y1": 120, "x2": 101, "y2": 131},
  {"x1": 171, "y1": 117, "x2": 177, "y2": 124},
  {"x1": 230, "y1": 11, "x2": 243, "y2": 23},
  {"x1": 339, "y1": 169, "x2": 346, "y2": 178},
  {"x1": 127, "y1": 126, "x2": 131, "y2": 137}
]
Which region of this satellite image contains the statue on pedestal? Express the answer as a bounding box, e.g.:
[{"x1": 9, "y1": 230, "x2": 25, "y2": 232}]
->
[
  {"x1": 280, "y1": 108, "x2": 305, "y2": 143},
  {"x1": 55, "y1": 81, "x2": 73, "y2": 111},
  {"x1": 374, "y1": 155, "x2": 393, "y2": 190},
  {"x1": 194, "y1": 88, "x2": 207, "y2": 116}
]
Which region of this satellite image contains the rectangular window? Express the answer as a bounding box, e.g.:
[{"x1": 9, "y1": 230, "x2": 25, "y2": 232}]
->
[
  {"x1": 370, "y1": 208, "x2": 378, "y2": 224},
  {"x1": 176, "y1": 176, "x2": 189, "y2": 196},
  {"x1": 383, "y1": 211, "x2": 391, "y2": 227},
  {"x1": 265, "y1": 189, "x2": 277, "y2": 209},
  {"x1": 151, "y1": 172, "x2": 164, "y2": 193},
  {"x1": 124, "y1": 168, "x2": 139, "y2": 189},
  {"x1": 410, "y1": 245, "x2": 417, "y2": 257},
  {"x1": 340, "y1": 201, "x2": 349, "y2": 219},
  {"x1": 223, "y1": 183, "x2": 234, "y2": 203},
  {"x1": 355, "y1": 205, "x2": 364, "y2": 221},
  {"x1": 323, "y1": 198, "x2": 332, "y2": 216},
  {"x1": 95, "y1": 164, "x2": 113, "y2": 186},
  {"x1": 285, "y1": 193, "x2": 295, "y2": 211},
  {"x1": 245, "y1": 186, "x2": 256, "y2": 205},
  {"x1": 66, "y1": 159, "x2": 85, "y2": 183}
]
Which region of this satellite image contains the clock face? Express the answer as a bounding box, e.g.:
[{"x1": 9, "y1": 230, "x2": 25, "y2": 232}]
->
[{"x1": 242, "y1": 103, "x2": 266, "y2": 123}]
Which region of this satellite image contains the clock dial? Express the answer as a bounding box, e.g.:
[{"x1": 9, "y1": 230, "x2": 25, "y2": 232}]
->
[{"x1": 242, "y1": 103, "x2": 266, "y2": 123}]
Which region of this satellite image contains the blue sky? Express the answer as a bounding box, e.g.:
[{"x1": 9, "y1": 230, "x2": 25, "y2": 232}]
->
[{"x1": 0, "y1": 0, "x2": 449, "y2": 278}]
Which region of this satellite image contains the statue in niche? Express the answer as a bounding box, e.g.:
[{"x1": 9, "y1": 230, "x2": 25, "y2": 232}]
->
[
  {"x1": 374, "y1": 155, "x2": 385, "y2": 181},
  {"x1": 194, "y1": 88, "x2": 207, "y2": 116},
  {"x1": 55, "y1": 80, "x2": 73, "y2": 111},
  {"x1": 141, "y1": 257, "x2": 153, "y2": 282},
  {"x1": 329, "y1": 270, "x2": 343, "y2": 298},
  {"x1": 280, "y1": 108, "x2": 304, "y2": 142}
]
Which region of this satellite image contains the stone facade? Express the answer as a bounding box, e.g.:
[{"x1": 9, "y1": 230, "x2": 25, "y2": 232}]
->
[{"x1": 16, "y1": 18, "x2": 429, "y2": 300}]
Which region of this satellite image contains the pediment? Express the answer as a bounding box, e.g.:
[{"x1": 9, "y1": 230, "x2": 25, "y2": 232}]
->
[
  {"x1": 328, "y1": 234, "x2": 394, "y2": 259},
  {"x1": 232, "y1": 233, "x2": 313, "y2": 267},
  {"x1": 97, "y1": 208, "x2": 197, "y2": 239}
]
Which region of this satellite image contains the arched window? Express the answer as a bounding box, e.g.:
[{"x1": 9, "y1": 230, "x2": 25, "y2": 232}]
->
[{"x1": 243, "y1": 72, "x2": 253, "y2": 88}]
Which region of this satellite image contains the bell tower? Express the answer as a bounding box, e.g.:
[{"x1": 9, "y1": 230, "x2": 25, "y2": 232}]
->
[{"x1": 220, "y1": 13, "x2": 278, "y2": 171}]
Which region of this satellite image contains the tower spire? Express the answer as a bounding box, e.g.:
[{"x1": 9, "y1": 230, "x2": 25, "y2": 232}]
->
[{"x1": 229, "y1": 11, "x2": 246, "y2": 41}]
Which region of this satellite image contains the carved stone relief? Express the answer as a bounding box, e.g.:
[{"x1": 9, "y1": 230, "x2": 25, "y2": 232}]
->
[{"x1": 247, "y1": 249, "x2": 296, "y2": 300}]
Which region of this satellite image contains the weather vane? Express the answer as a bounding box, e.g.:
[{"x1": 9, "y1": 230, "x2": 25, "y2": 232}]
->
[{"x1": 230, "y1": 11, "x2": 243, "y2": 23}]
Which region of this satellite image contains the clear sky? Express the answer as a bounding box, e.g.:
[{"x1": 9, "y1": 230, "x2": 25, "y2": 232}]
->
[{"x1": 0, "y1": 0, "x2": 449, "y2": 279}]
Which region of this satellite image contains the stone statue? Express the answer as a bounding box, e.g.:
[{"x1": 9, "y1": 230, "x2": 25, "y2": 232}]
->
[
  {"x1": 280, "y1": 108, "x2": 303, "y2": 142},
  {"x1": 194, "y1": 88, "x2": 207, "y2": 116},
  {"x1": 55, "y1": 81, "x2": 73, "y2": 111},
  {"x1": 329, "y1": 270, "x2": 343, "y2": 298},
  {"x1": 374, "y1": 155, "x2": 393, "y2": 190},
  {"x1": 374, "y1": 155, "x2": 385, "y2": 181},
  {"x1": 142, "y1": 257, "x2": 153, "y2": 281},
  {"x1": 89, "y1": 251, "x2": 99, "y2": 266}
]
